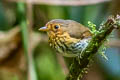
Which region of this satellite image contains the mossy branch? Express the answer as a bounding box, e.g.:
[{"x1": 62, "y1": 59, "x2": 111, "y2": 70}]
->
[{"x1": 66, "y1": 15, "x2": 120, "y2": 80}]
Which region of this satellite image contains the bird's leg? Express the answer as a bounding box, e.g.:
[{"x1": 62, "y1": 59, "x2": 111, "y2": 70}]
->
[
  {"x1": 77, "y1": 50, "x2": 84, "y2": 64},
  {"x1": 77, "y1": 55, "x2": 81, "y2": 64},
  {"x1": 77, "y1": 41, "x2": 88, "y2": 64}
]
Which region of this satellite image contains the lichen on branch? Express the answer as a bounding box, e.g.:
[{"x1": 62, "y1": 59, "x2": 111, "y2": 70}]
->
[{"x1": 66, "y1": 15, "x2": 120, "y2": 80}]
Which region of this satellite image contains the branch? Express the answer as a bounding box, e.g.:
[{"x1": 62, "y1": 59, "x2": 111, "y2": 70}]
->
[
  {"x1": 5, "y1": 0, "x2": 110, "y2": 6},
  {"x1": 66, "y1": 15, "x2": 120, "y2": 80}
]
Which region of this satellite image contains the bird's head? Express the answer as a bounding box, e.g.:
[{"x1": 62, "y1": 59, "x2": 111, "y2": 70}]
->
[
  {"x1": 39, "y1": 19, "x2": 70, "y2": 36},
  {"x1": 39, "y1": 19, "x2": 91, "y2": 39}
]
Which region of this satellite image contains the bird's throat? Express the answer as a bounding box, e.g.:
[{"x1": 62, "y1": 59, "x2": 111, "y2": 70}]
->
[{"x1": 48, "y1": 32, "x2": 80, "y2": 53}]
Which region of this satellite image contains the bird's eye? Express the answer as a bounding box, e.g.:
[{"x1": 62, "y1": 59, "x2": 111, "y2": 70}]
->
[{"x1": 54, "y1": 25, "x2": 59, "y2": 29}]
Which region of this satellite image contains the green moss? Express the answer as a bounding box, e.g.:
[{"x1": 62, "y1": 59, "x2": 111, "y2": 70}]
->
[{"x1": 88, "y1": 21, "x2": 108, "y2": 60}]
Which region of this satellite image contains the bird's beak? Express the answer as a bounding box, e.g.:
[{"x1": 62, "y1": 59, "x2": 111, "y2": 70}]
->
[{"x1": 39, "y1": 26, "x2": 48, "y2": 31}]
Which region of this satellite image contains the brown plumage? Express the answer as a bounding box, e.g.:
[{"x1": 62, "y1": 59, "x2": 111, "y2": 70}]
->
[{"x1": 39, "y1": 19, "x2": 92, "y2": 57}]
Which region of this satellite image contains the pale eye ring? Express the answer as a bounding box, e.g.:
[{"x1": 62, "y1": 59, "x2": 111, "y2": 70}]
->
[{"x1": 54, "y1": 25, "x2": 59, "y2": 29}]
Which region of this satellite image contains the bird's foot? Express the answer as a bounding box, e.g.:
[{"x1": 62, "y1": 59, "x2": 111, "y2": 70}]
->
[{"x1": 76, "y1": 54, "x2": 82, "y2": 64}]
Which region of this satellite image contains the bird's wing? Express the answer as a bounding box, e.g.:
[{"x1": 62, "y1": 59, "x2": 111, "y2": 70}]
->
[{"x1": 66, "y1": 20, "x2": 92, "y2": 39}]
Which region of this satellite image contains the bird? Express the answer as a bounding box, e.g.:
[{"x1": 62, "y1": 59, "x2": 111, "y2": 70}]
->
[{"x1": 39, "y1": 19, "x2": 92, "y2": 57}]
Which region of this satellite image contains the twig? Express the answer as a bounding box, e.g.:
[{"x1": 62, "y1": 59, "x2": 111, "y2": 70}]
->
[
  {"x1": 0, "y1": 27, "x2": 20, "y2": 44},
  {"x1": 66, "y1": 15, "x2": 120, "y2": 80},
  {"x1": 106, "y1": 39, "x2": 120, "y2": 47},
  {"x1": 17, "y1": 2, "x2": 38, "y2": 80},
  {"x1": 56, "y1": 53, "x2": 69, "y2": 75}
]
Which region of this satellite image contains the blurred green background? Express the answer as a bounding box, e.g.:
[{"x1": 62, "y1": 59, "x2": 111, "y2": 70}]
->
[{"x1": 0, "y1": 0, "x2": 120, "y2": 80}]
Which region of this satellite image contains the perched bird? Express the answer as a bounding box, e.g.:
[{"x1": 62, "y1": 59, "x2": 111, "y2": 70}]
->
[{"x1": 39, "y1": 19, "x2": 92, "y2": 57}]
